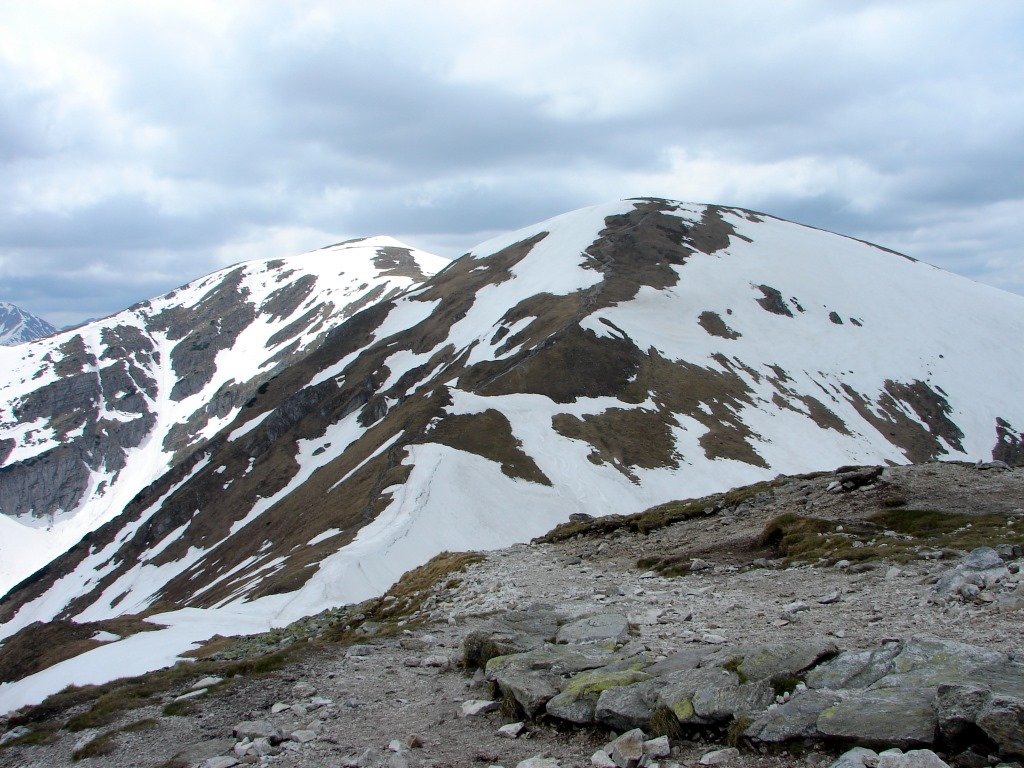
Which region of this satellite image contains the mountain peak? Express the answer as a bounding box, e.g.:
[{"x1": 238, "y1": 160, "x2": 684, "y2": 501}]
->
[
  {"x1": 1, "y1": 199, "x2": 1023, "y2": 713},
  {"x1": 0, "y1": 301, "x2": 56, "y2": 346}
]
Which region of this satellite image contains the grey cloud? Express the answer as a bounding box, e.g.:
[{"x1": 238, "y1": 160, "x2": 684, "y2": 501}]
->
[{"x1": 0, "y1": 2, "x2": 1022, "y2": 326}]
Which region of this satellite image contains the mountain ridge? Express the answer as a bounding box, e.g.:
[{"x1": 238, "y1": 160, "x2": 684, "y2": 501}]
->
[
  {"x1": 1, "y1": 197, "x2": 1023, "y2": 713},
  {"x1": 0, "y1": 302, "x2": 56, "y2": 347}
]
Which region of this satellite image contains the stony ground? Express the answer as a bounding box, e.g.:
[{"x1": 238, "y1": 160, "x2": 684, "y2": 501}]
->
[{"x1": 1, "y1": 461, "x2": 1023, "y2": 768}]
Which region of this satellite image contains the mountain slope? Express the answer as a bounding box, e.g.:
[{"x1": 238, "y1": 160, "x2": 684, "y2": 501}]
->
[
  {"x1": 0, "y1": 302, "x2": 56, "y2": 346},
  {"x1": 2, "y1": 197, "x2": 1023, "y2": 712},
  {"x1": 0, "y1": 238, "x2": 450, "y2": 593}
]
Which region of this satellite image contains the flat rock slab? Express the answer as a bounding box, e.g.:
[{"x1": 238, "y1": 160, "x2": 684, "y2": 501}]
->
[
  {"x1": 173, "y1": 739, "x2": 238, "y2": 765},
  {"x1": 744, "y1": 689, "x2": 843, "y2": 743},
  {"x1": 555, "y1": 612, "x2": 629, "y2": 646},
  {"x1": 817, "y1": 687, "x2": 936, "y2": 747}
]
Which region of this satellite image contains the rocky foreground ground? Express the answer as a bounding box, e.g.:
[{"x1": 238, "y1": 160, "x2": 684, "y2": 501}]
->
[{"x1": 1, "y1": 461, "x2": 1023, "y2": 768}]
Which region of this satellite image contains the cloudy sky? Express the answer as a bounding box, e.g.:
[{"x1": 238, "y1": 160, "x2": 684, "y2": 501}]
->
[{"x1": 1, "y1": 1, "x2": 1022, "y2": 327}]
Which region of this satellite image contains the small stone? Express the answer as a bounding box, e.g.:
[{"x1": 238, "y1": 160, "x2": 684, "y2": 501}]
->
[
  {"x1": 271, "y1": 702, "x2": 290, "y2": 714},
  {"x1": 516, "y1": 757, "x2": 560, "y2": 768},
  {"x1": 962, "y1": 547, "x2": 1005, "y2": 571},
  {"x1": 72, "y1": 731, "x2": 102, "y2": 757},
  {"x1": 292, "y1": 681, "x2": 317, "y2": 698},
  {"x1": 877, "y1": 749, "x2": 951, "y2": 768},
  {"x1": 702, "y1": 633, "x2": 727, "y2": 644},
  {"x1": 592, "y1": 750, "x2": 618, "y2": 768},
  {"x1": 817, "y1": 589, "x2": 842, "y2": 604},
  {"x1": 607, "y1": 728, "x2": 646, "y2": 768},
  {"x1": 232, "y1": 720, "x2": 285, "y2": 744},
  {"x1": 0, "y1": 726, "x2": 31, "y2": 746},
  {"x1": 828, "y1": 747, "x2": 879, "y2": 768},
  {"x1": 690, "y1": 558, "x2": 714, "y2": 571},
  {"x1": 699, "y1": 747, "x2": 740, "y2": 766},
  {"x1": 421, "y1": 654, "x2": 449, "y2": 667},
  {"x1": 643, "y1": 736, "x2": 671, "y2": 758},
  {"x1": 174, "y1": 688, "x2": 208, "y2": 702},
  {"x1": 192, "y1": 676, "x2": 224, "y2": 690},
  {"x1": 497, "y1": 722, "x2": 526, "y2": 738},
  {"x1": 291, "y1": 730, "x2": 317, "y2": 744},
  {"x1": 249, "y1": 737, "x2": 280, "y2": 756},
  {"x1": 205, "y1": 758, "x2": 240, "y2": 768},
  {"x1": 782, "y1": 600, "x2": 810, "y2": 617},
  {"x1": 462, "y1": 699, "x2": 500, "y2": 717},
  {"x1": 346, "y1": 644, "x2": 374, "y2": 657},
  {"x1": 388, "y1": 739, "x2": 403, "y2": 752}
]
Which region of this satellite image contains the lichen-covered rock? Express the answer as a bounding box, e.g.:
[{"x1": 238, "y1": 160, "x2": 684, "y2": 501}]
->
[
  {"x1": 733, "y1": 637, "x2": 838, "y2": 681},
  {"x1": 595, "y1": 679, "x2": 663, "y2": 731},
  {"x1": 806, "y1": 644, "x2": 902, "y2": 690},
  {"x1": 816, "y1": 687, "x2": 936, "y2": 747},
  {"x1": 975, "y1": 691, "x2": 1024, "y2": 755},
  {"x1": 605, "y1": 728, "x2": 646, "y2": 768},
  {"x1": 744, "y1": 689, "x2": 844, "y2": 742},
  {"x1": 546, "y1": 668, "x2": 651, "y2": 725},
  {"x1": 489, "y1": 667, "x2": 560, "y2": 717}
]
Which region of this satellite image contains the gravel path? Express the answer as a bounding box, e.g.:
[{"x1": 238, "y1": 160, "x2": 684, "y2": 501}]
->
[{"x1": 2, "y1": 461, "x2": 1022, "y2": 768}]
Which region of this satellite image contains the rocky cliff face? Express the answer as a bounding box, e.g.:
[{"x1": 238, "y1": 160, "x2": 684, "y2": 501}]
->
[{"x1": 1, "y1": 198, "x2": 1024, "y2": 703}]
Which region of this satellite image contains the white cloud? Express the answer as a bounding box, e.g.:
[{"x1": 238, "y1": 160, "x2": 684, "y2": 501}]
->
[{"x1": 0, "y1": 0, "x2": 1021, "y2": 325}]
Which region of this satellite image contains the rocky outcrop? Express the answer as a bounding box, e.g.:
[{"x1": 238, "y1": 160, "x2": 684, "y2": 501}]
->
[{"x1": 467, "y1": 620, "x2": 1024, "y2": 759}]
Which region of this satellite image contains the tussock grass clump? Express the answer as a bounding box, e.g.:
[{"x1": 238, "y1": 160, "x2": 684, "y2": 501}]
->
[
  {"x1": 322, "y1": 550, "x2": 484, "y2": 643},
  {"x1": 538, "y1": 480, "x2": 779, "y2": 544},
  {"x1": 12, "y1": 644, "x2": 299, "y2": 734},
  {"x1": 758, "y1": 508, "x2": 1023, "y2": 565},
  {"x1": 649, "y1": 705, "x2": 686, "y2": 740},
  {"x1": 372, "y1": 551, "x2": 484, "y2": 621},
  {"x1": 725, "y1": 715, "x2": 753, "y2": 747},
  {"x1": 71, "y1": 732, "x2": 116, "y2": 761},
  {"x1": 161, "y1": 699, "x2": 195, "y2": 717},
  {"x1": 119, "y1": 718, "x2": 158, "y2": 732}
]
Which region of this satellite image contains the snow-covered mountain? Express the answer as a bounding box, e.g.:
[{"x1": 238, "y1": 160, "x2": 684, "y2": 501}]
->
[
  {"x1": 2, "y1": 197, "x2": 1023, "y2": 713},
  {"x1": 0, "y1": 237, "x2": 450, "y2": 594},
  {"x1": 0, "y1": 302, "x2": 56, "y2": 346}
]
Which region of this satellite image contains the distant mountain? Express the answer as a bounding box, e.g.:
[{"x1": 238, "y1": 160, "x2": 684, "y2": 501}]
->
[
  {"x1": 2, "y1": 198, "x2": 1023, "y2": 713},
  {"x1": 0, "y1": 302, "x2": 56, "y2": 346},
  {"x1": 0, "y1": 237, "x2": 450, "y2": 593}
]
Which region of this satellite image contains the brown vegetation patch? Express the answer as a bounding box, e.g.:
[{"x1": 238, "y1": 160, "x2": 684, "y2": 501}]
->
[
  {"x1": 842, "y1": 380, "x2": 964, "y2": 462},
  {"x1": 993, "y1": 417, "x2": 1024, "y2": 466},
  {"x1": 697, "y1": 311, "x2": 741, "y2": 340},
  {"x1": 372, "y1": 245, "x2": 434, "y2": 281},
  {"x1": 758, "y1": 507, "x2": 1023, "y2": 566},
  {"x1": 260, "y1": 274, "x2": 317, "y2": 322},
  {"x1": 427, "y1": 409, "x2": 550, "y2": 485},
  {"x1": 631, "y1": 353, "x2": 766, "y2": 468},
  {"x1": 473, "y1": 326, "x2": 643, "y2": 403},
  {"x1": 553, "y1": 407, "x2": 678, "y2": 480},
  {"x1": 538, "y1": 479, "x2": 778, "y2": 543},
  {"x1": 754, "y1": 285, "x2": 793, "y2": 317}
]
